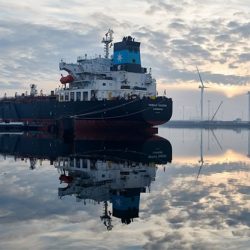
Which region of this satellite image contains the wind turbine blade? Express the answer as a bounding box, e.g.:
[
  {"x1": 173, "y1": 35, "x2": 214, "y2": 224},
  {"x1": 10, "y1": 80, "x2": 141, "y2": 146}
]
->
[{"x1": 196, "y1": 66, "x2": 204, "y2": 87}]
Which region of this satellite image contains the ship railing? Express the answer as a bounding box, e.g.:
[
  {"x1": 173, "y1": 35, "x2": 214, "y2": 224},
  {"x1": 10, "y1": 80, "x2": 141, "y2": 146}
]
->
[
  {"x1": 1, "y1": 88, "x2": 58, "y2": 100},
  {"x1": 77, "y1": 56, "x2": 86, "y2": 61}
]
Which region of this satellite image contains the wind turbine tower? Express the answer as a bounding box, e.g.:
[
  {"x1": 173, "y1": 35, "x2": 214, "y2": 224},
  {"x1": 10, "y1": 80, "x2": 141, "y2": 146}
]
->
[
  {"x1": 196, "y1": 67, "x2": 208, "y2": 121},
  {"x1": 248, "y1": 91, "x2": 250, "y2": 122},
  {"x1": 246, "y1": 92, "x2": 250, "y2": 157}
]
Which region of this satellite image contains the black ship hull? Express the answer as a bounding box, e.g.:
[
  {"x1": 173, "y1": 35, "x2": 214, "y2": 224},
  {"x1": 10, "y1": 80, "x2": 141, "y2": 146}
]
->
[{"x1": 0, "y1": 96, "x2": 172, "y2": 129}]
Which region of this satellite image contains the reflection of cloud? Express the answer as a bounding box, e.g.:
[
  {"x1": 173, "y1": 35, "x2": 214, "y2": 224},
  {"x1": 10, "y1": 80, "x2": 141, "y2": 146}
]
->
[
  {"x1": 0, "y1": 161, "x2": 99, "y2": 224},
  {"x1": 140, "y1": 162, "x2": 250, "y2": 249},
  {"x1": 139, "y1": 128, "x2": 250, "y2": 248},
  {"x1": 171, "y1": 149, "x2": 250, "y2": 166},
  {"x1": 0, "y1": 214, "x2": 105, "y2": 250},
  {"x1": 0, "y1": 135, "x2": 250, "y2": 249}
]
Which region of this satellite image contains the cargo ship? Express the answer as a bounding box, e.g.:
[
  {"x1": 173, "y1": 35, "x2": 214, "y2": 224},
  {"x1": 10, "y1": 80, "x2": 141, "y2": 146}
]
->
[{"x1": 0, "y1": 30, "x2": 172, "y2": 130}]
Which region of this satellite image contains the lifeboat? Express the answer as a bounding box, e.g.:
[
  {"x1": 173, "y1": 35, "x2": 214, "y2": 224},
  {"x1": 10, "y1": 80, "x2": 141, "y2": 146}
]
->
[
  {"x1": 60, "y1": 74, "x2": 74, "y2": 84},
  {"x1": 59, "y1": 174, "x2": 73, "y2": 183}
]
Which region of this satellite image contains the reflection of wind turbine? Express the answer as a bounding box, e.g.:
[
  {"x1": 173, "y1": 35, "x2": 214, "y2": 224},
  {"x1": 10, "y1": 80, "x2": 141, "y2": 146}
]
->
[
  {"x1": 211, "y1": 130, "x2": 223, "y2": 151},
  {"x1": 248, "y1": 130, "x2": 250, "y2": 157},
  {"x1": 196, "y1": 67, "x2": 208, "y2": 121},
  {"x1": 197, "y1": 129, "x2": 204, "y2": 180},
  {"x1": 196, "y1": 128, "x2": 223, "y2": 180}
]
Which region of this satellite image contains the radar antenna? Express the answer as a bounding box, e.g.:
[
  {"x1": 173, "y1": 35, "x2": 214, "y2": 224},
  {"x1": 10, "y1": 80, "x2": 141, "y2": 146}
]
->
[
  {"x1": 30, "y1": 84, "x2": 38, "y2": 96},
  {"x1": 29, "y1": 158, "x2": 37, "y2": 170},
  {"x1": 102, "y1": 29, "x2": 114, "y2": 59}
]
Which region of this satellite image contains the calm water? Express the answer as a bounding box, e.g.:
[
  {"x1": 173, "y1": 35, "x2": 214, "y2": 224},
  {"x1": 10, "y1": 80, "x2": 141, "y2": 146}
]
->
[{"x1": 0, "y1": 128, "x2": 249, "y2": 250}]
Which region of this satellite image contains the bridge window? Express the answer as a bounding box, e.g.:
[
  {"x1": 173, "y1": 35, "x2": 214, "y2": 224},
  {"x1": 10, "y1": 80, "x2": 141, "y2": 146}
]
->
[
  {"x1": 70, "y1": 92, "x2": 74, "y2": 101},
  {"x1": 81, "y1": 159, "x2": 88, "y2": 168},
  {"x1": 83, "y1": 91, "x2": 88, "y2": 101},
  {"x1": 65, "y1": 93, "x2": 69, "y2": 101},
  {"x1": 103, "y1": 82, "x2": 106, "y2": 86},
  {"x1": 60, "y1": 95, "x2": 64, "y2": 101},
  {"x1": 75, "y1": 158, "x2": 80, "y2": 168},
  {"x1": 76, "y1": 92, "x2": 81, "y2": 101}
]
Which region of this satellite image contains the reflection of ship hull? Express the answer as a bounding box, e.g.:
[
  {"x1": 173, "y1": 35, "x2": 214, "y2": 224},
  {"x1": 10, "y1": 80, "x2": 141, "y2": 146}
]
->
[
  {"x1": 0, "y1": 133, "x2": 68, "y2": 161},
  {"x1": 0, "y1": 131, "x2": 172, "y2": 230},
  {"x1": 0, "y1": 96, "x2": 172, "y2": 128},
  {"x1": 0, "y1": 132, "x2": 172, "y2": 164},
  {"x1": 75, "y1": 135, "x2": 172, "y2": 164}
]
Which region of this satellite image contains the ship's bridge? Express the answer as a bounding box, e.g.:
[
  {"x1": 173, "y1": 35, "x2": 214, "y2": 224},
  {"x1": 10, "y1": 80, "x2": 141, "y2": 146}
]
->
[{"x1": 59, "y1": 57, "x2": 111, "y2": 77}]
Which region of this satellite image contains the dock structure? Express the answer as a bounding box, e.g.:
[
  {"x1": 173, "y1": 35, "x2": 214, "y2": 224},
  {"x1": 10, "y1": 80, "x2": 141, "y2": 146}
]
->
[
  {"x1": 165, "y1": 120, "x2": 250, "y2": 130},
  {"x1": 0, "y1": 122, "x2": 41, "y2": 131}
]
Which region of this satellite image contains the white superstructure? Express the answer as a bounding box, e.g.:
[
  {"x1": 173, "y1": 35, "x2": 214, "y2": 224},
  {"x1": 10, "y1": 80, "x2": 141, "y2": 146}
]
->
[
  {"x1": 55, "y1": 156, "x2": 156, "y2": 199},
  {"x1": 56, "y1": 30, "x2": 157, "y2": 102}
]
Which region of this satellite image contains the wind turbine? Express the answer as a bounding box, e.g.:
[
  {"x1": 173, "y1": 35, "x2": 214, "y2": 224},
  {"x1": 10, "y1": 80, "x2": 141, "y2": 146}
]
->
[{"x1": 196, "y1": 67, "x2": 208, "y2": 121}]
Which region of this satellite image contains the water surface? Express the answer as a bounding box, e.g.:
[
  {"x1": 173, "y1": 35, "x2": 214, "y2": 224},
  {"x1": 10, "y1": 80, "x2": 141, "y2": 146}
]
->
[{"x1": 0, "y1": 128, "x2": 249, "y2": 249}]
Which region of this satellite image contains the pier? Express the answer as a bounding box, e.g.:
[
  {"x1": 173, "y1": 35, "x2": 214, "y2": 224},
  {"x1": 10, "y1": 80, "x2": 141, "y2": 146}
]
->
[{"x1": 165, "y1": 120, "x2": 250, "y2": 130}]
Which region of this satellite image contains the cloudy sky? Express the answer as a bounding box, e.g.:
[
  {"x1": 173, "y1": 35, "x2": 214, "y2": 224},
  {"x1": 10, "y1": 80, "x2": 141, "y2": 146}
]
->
[{"x1": 0, "y1": 0, "x2": 250, "y2": 119}]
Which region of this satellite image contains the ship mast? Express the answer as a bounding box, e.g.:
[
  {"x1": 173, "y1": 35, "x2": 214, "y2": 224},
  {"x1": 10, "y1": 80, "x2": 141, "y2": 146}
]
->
[
  {"x1": 102, "y1": 29, "x2": 114, "y2": 59},
  {"x1": 100, "y1": 201, "x2": 113, "y2": 230}
]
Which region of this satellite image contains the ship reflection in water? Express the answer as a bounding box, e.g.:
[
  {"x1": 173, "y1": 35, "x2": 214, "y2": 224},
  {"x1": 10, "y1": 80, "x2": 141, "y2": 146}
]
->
[
  {"x1": 1, "y1": 129, "x2": 249, "y2": 249},
  {"x1": 0, "y1": 130, "x2": 172, "y2": 231}
]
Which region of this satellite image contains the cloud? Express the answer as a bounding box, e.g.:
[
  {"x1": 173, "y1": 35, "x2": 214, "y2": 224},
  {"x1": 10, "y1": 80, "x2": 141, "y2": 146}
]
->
[
  {"x1": 0, "y1": 0, "x2": 249, "y2": 122},
  {"x1": 145, "y1": 0, "x2": 186, "y2": 15},
  {"x1": 0, "y1": 20, "x2": 105, "y2": 92},
  {"x1": 0, "y1": 81, "x2": 26, "y2": 90},
  {"x1": 239, "y1": 53, "x2": 250, "y2": 62},
  {"x1": 230, "y1": 22, "x2": 250, "y2": 38},
  {"x1": 168, "y1": 22, "x2": 187, "y2": 30},
  {"x1": 170, "y1": 39, "x2": 211, "y2": 59},
  {"x1": 0, "y1": 0, "x2": 249, "y2": 96}
]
